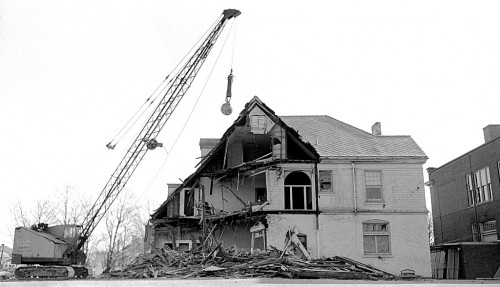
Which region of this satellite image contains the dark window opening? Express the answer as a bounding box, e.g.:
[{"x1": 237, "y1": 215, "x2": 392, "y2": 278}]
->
[
  {"x1": 297, "y1": 233, "x2": 307, "y2": 249},
  {"x1": 243, "y1": 135, "x2": 271, "y2": 162},
  {"x1": 255, "y1": 188, "x2": 267, "y2": 203},
  {"x1": 284, "y1": 171, "x2": 311, "y2": 185},
  {"x1": 292, "y1": 186, "x2": 304, "y2": 209},
  {"x1": 184, "y1": 189, "x2": 194, "y2": 216},
  {"x1": 285, "y1": 186, "x2": 290, "y2": 209}
]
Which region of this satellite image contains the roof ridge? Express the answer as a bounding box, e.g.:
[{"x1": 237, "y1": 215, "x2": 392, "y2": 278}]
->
[{"x1": 281, "y1": 115, "x2": 373, "y2": 136}]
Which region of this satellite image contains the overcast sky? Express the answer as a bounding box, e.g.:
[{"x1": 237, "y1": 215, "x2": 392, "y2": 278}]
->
[{"x1": 1, "y1": 0, "x2": 500, "y2": 246}]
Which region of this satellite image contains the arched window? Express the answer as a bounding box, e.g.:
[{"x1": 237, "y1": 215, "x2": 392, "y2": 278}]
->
[
  {"x1": 284, "y1": 171, "x2": 312, "y2": 210},
  {"x1": 362, "y1": 219, "x2": 391, "y2": 255}
]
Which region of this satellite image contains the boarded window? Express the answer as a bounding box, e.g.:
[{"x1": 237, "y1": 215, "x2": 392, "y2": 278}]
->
[
  {"x1": 365, "y1": 171, "x2": 382, "y2": 201},
  {"x1": 363, "y1": 220, "x2": 390, "y2": 255},
  {"x1": 319, "y1": 170, "x2": 332, "y2": 192},
  {"x1": 250, "y1": 115, "x2": 267, "y2": 134}
]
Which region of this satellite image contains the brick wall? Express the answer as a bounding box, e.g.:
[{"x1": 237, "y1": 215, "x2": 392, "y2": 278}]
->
[{"x1": 429, "y1": 137, "x2": 500, "y2": 244}]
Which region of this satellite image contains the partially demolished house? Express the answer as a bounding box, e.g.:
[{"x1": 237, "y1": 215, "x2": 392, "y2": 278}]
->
[{"x1": 150, "y1": 96, "x2": 431, "y2": 276}]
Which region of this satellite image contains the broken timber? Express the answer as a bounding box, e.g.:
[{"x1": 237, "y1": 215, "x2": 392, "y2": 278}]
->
[{"x1": 102, "y1": 241, "x2": 395, "y2": 280}]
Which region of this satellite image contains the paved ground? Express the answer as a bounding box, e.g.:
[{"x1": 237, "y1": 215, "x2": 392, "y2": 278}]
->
[{"x1": 2, "y1": 278, "x2": 500, "y2": 286}]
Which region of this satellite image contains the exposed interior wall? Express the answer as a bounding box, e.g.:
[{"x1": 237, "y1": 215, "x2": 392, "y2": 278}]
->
[
  {"x1": 270, "y1": 124, "x2": 286, "y2": 159},
  {"x1": 153, "y1": 226, "x2": 202, "y2": 250},
  {"x1": 218, "y1": 223, "x2": 254, "y2": 252},
  {"x1": 197, "y1": 174, "x2": 267, "y2": 214}
]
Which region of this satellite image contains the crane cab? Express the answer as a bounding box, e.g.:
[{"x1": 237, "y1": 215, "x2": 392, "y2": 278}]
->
[{"x1": 11, "y1": 224, "x2": 81, "y2": 265}]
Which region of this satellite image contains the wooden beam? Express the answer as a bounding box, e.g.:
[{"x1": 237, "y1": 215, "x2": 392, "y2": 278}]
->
[{"x1": 221, "y1": 184, "x2": 247, "y2": 207}]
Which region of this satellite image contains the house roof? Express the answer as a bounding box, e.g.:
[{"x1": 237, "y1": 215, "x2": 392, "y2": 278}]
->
[
  {"x1": 281, "y1": 115, "x2": 427, "y2": 159},
  {"x1": 151, "y1": 97, "x2": 426, "y2": 219}
]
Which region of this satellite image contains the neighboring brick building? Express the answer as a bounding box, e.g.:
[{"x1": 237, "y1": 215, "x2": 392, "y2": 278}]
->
[
  {"x1": 150, "y1": 97, "x2": 431, "y2": 276},
  {"x1": 427, "y1": 125, "x2": 500, "y2": 279}
]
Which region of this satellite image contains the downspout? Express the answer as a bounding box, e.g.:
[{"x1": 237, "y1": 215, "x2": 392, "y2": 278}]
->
[
  {"x1": 352, "y1": 162, "x2": 358, "y2": 254},
  {"x1": 352, "y1": 162, "x2": 357, "y2": 213},
  {"x1": 314, "y1": 162, "x2": 321, "y2": 259}
]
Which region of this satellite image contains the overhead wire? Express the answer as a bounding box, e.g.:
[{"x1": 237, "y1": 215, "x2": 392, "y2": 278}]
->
[
  {"x1": 139, "y1": 18, "x2": 237, "y2": 199},
  {"x1": 231, "y1": 20, "x2": 237, "y2": 69}
]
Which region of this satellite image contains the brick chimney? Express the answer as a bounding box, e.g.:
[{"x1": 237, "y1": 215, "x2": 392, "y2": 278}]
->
[
  {"x1": 200, "y1": 138, "x2": 220, "y2": 157},
  {"x1": 483, "y1": 125, "x2": 500, "y2": 143},
  {"x1": 167, "y1": 183, "x2": 181, "y2": 197},
  {"x1": 372, "y1": 122, "x2": 382, "y2": 136}
]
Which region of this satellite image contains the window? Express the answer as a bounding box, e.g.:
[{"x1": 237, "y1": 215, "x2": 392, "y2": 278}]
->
[
  {"x1": 365, "y1": 171, "x2": 383, "y2": 201},
  {"x1": 284, "y1": 171, "x2": 313, "y2": 210},
  {"x1": 250, "y1": 115, "x2": 267, "y2": 134},
  {"x1": 176, "y1": 240, "x2": 192, "y2": 252},
  {"x1": 363, "y1": 220, "x2": 390, "y2": 255},
  {"x1": 467, "y1": 166, "x2": 493, "y2": 206},
  {"x1": 297, "y1": 233, "x2": 307, "y2": 249},
  {"x1": 475, "y1": 167, "x2": 492, "y2": 203},
  {"x1": 319, "y1": 170, "x2": 332, "y2": 192},
  {"x1": 472, "y1": 220, "x2": 498, "y2": 242},
  {"x1": 466, "y1": 174, "x2": 475, "y2": 206},
  {"x1": 255, "y1": 188, "x2": 267, "y2": 203}
]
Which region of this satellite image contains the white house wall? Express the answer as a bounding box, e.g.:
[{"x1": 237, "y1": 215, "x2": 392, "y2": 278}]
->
[
  {"x1": 266, "y1": 214, "x2": 318, "y2": 258},
  {"x1": 266, "y1": 163, "x2": 316, "y2": 211},
  {"x1": 318, "y1": 162, "x2": 427, "y2": 213},
  {"x1": 318, "y1": 213, "x2": 431, "y2": 277}
]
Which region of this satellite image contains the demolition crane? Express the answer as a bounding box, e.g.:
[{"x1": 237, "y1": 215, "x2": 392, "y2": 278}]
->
[{"x1": 11, "y1": 9, "x2": 241, "y2": 279}]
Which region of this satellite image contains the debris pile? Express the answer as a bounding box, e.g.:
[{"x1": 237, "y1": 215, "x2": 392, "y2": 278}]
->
[{"x1": 102, "y1": 244, "x2": 394, "y2": 280}]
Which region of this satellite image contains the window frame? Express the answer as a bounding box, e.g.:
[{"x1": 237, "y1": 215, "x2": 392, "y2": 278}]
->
[
  {"x1": 467, "y1": 166, "x2": 493, "y2": 206},
  {"x1": 255, "y1": 188, "x2": 267, "y2": 203},
  {"x1": 472, "y1": 220, "x2": 498, "y2": 242},
  {"x1": 466, "y1": 173, "x2": 475, "y2": 207},
  {"x1": 319, "y1": 170, "x2": 333, "y2": 192},
  {"x1": 284, "y1": 171, "x2": 313, "y2": 210},
  {"x1": 362, "y1": 219, "x2": 391, "y2": 255},
  {"x1": 364, "y1": 170, "x2": 383, "y2": 202},
  {"x1": 250, "y1": 115, "x2": 267, "y2": 134},
  {"x1": 284, "y1": 185, "x2": 313, "y2": 210}
]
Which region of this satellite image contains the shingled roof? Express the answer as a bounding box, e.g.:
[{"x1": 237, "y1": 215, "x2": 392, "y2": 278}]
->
[{"x1": 281, "y1": 115, "x2": 427, "y2": 159}]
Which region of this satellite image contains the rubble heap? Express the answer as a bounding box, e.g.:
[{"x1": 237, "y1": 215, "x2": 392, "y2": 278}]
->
[{"x1": 102, "y1": 245, "x2": 395, "y2": 280}]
